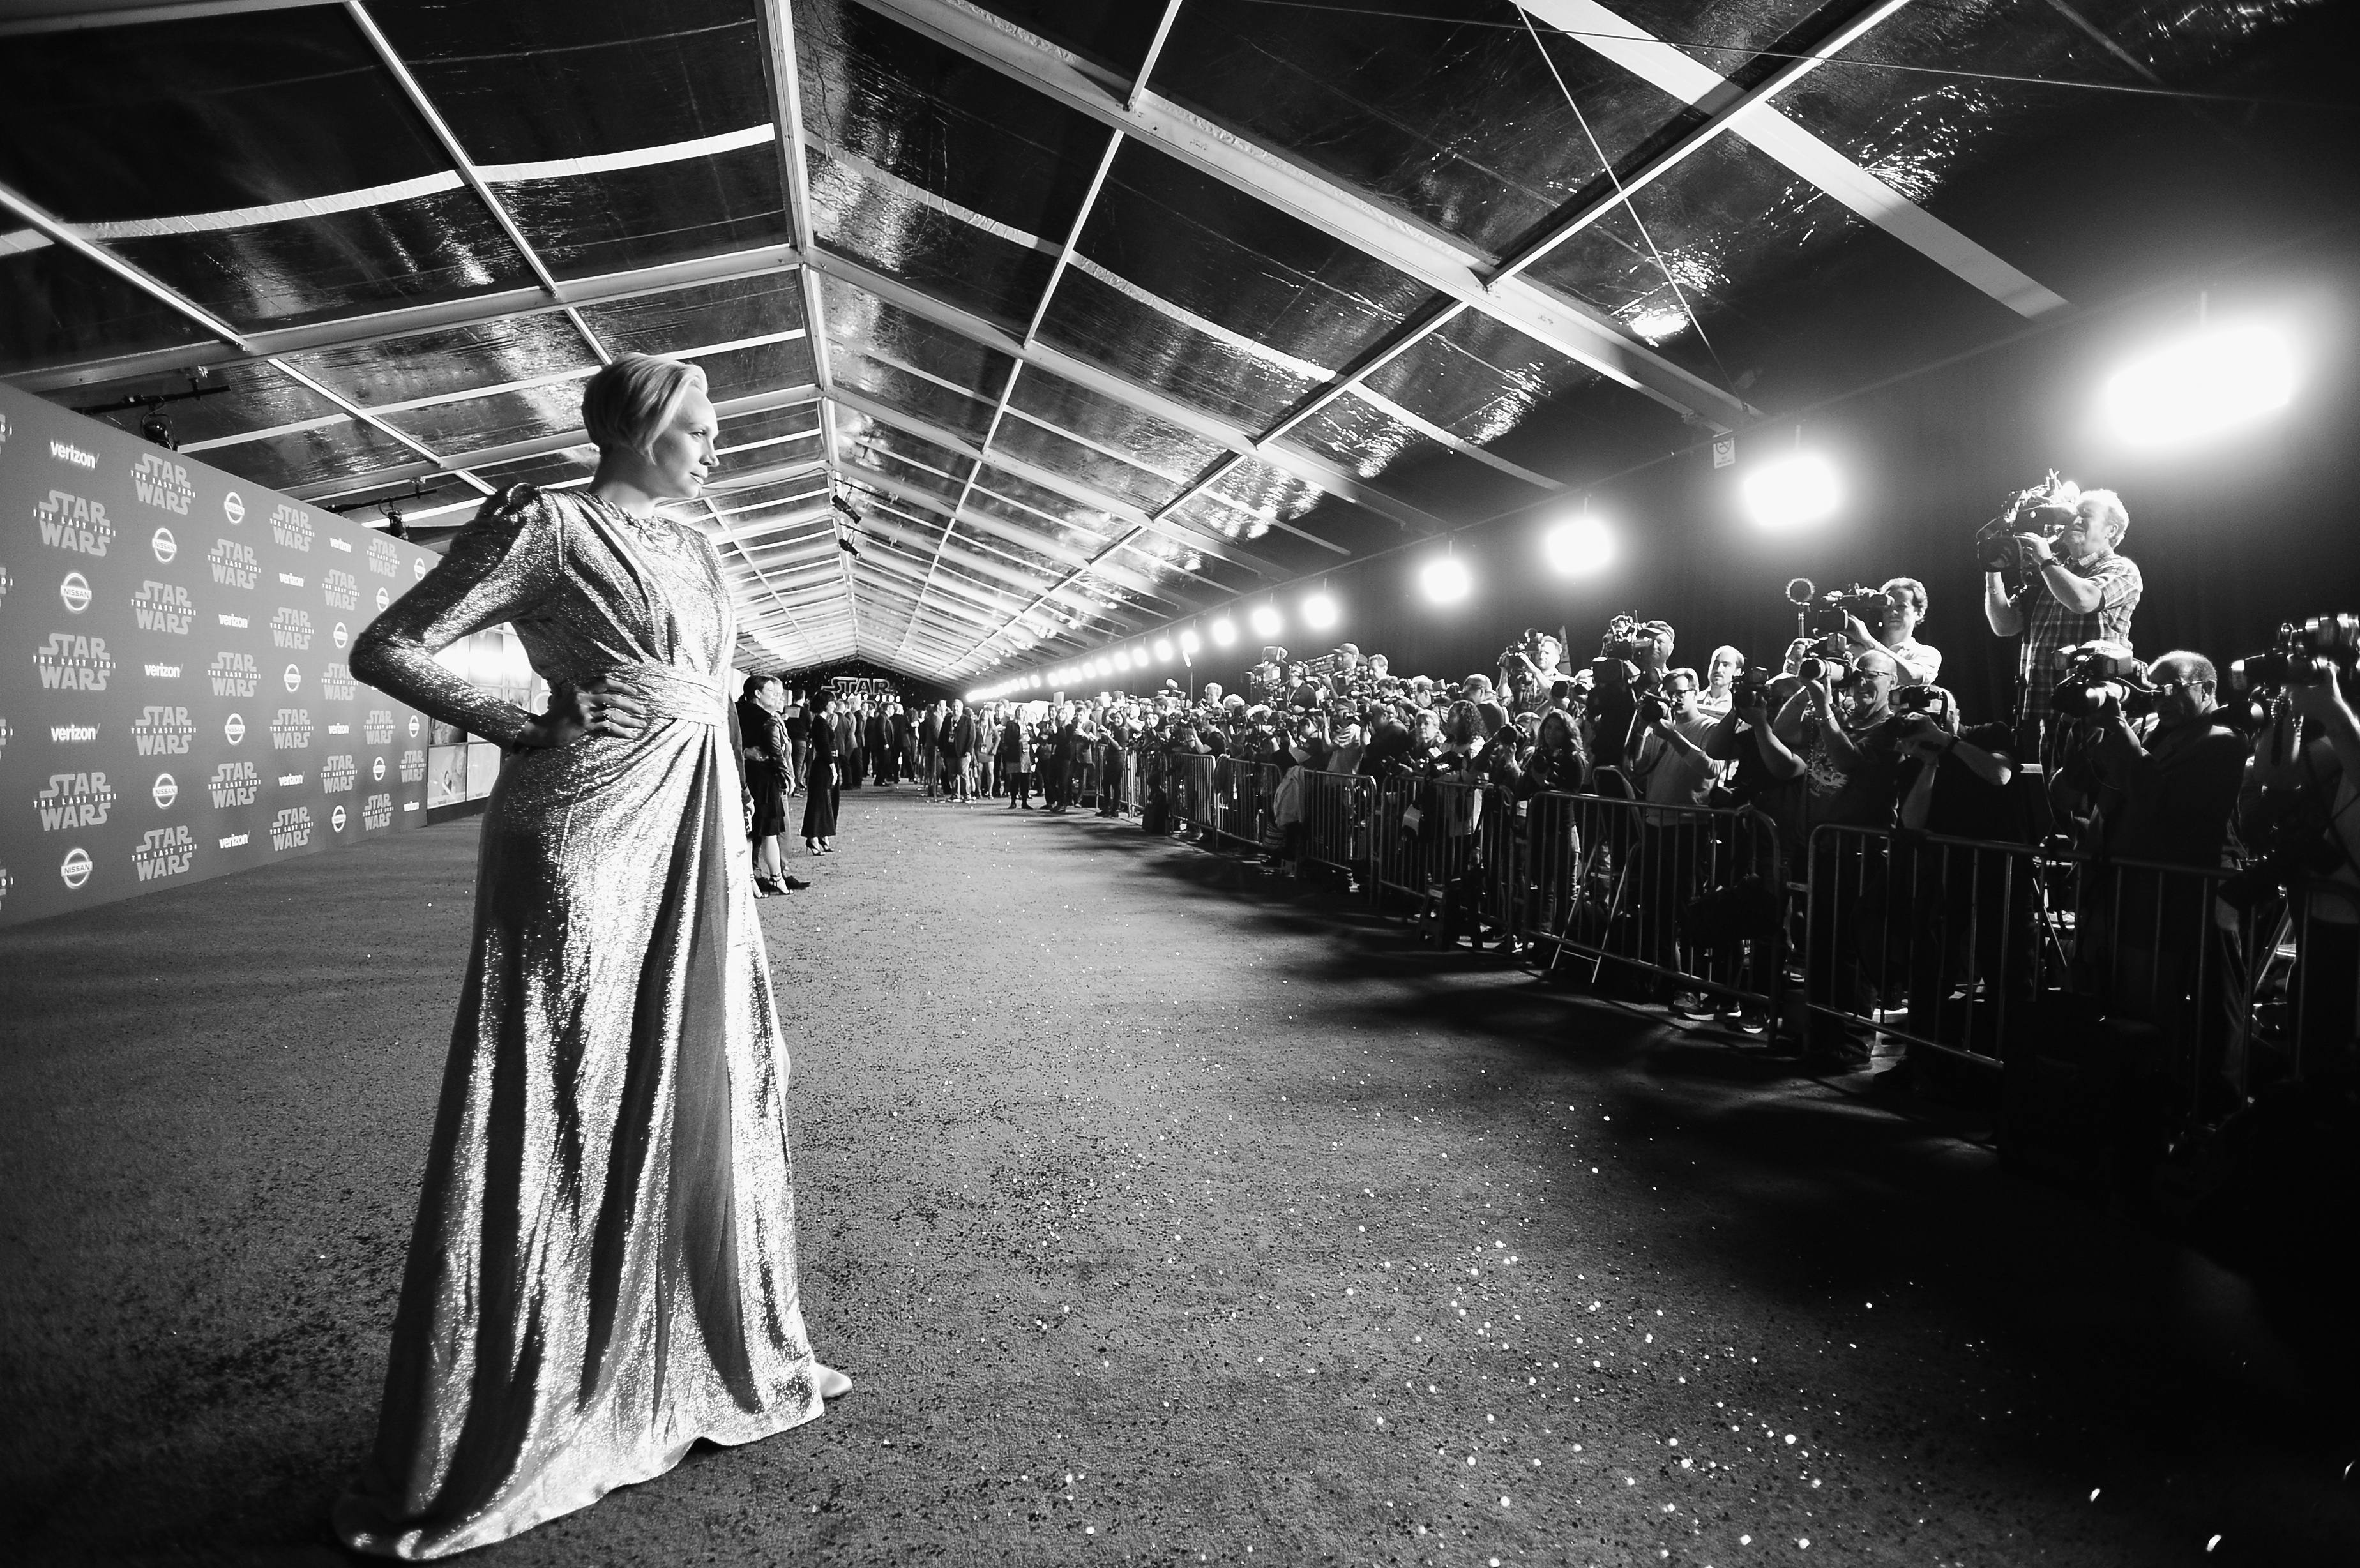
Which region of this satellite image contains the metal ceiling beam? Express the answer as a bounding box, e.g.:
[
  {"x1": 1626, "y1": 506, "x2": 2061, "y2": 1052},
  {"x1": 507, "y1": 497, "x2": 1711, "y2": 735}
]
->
[
  {"x1": 763, "y1": 0, "x2": 859, "y2": 651},
  {"x1": 1493, "y1": 0, "x2": 1913, "y2": 289},
  {"x1": 0, "y1": 0, "x2": 333, "y2": 35},
  {"x1": 809, "y1": 248, "x2": 1449, "y2": 536},
  {"x1": 829, "y1": 411, "x2": 1206, "y2": 609},
  {"x1": 1515, "y1": 0, "x2": 2068, "y2": 318},
  {"x1": 829, "y1": 385, "x2": 1281, "y2": 582},
  {"x1": 836, "y1": 483, "x2": 1158, "y2": 637},
  {"x1": 11, "y1": 244, "x2": 803, "y2": 393},
  {"x1": 345, "y1": 0, "x2": 564, "y2": 304},
  {"x1": 891, "y1": 0, "x2": 1189, "y2": 670},
  {"x1": 0, "y1": 177, "x2": 249, "y2": 351},
  {"x1": 847, "y1": 0, "x2": 1753, "y2": 432}
]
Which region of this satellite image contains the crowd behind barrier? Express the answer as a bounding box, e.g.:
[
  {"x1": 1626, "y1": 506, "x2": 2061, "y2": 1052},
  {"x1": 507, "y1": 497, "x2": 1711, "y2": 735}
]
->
[{"x1": 732, "y1": 479, "x2": 2359, "y2": 1226}]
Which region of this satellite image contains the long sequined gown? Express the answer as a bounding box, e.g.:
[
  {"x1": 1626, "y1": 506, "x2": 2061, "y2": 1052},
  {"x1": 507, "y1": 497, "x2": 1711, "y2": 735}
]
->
[{"x1": 338, "y1": 486, "x2": 825, "y2": 1558}]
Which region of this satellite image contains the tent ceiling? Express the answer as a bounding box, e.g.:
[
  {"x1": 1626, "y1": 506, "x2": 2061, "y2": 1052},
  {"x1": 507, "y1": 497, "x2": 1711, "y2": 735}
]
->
[{"x1": 0, "y1": 0, "x2": 2325, "y2": 681}]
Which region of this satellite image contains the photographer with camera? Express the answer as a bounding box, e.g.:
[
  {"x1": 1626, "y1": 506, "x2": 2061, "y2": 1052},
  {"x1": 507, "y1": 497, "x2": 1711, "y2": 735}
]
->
[
  {"x1": 1773, "y1": 646, "x2": 1904, "y2": 1062},
  {"x1": 1844, "y1": 578, "x2": 1940, "y2": 686},
  {"x1": 2245, "y1": 661, "x2": 2360, "y2": 1084},
  {"x1": 1981, "y1": 483, "x2": 2141, "y2": 762},
  {"x1": 1627, "y1": 668, "x2": 1734, "y2": 1009},
  {"x1": 1884, "y1": 686, "x2": 2024, "y2": 1060},
  {"x1": 2085, "y1": 652, "x2": 2246, "y2": 870}
]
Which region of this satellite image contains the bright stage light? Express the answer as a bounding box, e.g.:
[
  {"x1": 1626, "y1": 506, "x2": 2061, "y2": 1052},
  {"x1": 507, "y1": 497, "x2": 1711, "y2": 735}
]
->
[
  {"x1": 1301, "y1": 592, "x2": 1338, "y2": 630},
  {"x1": 1153, "y1": 637, "x2": 1174, "y2": 662},
  {"x1": 1743, "y1": 453, "x2": 1842, "y2": 530},
  {"x1": 1094, "y1": 657, "x2": 1112, "y2": 676},
  {"x1": 1250, "y1": 605, "x2": 1282, "y2": 638},
  {"x1": 2104, "y1": 323, "x2": 2296, "y2": 446},
  {"x1": 1210, "y1": 617, "x2": 1238, "y2": 647},
  {"x1": 1420, "y1": 554, "x2": 1472, "y2": 605},
  {"x1": 1178, "y1": 628, "x2": 1202, "y2": 655},
  {"x1": 1543, "y1": 515, "x2": 1615, "y2": 575},
  {"x1": 1114, "y1": 649, "x2": 1133, "y2": 670}
]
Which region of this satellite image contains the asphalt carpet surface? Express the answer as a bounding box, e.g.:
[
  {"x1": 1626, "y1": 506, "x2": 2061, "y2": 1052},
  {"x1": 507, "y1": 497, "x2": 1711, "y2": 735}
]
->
[{"x1": 3, "y1": 785, "x2": 2354, "y2": 1567}]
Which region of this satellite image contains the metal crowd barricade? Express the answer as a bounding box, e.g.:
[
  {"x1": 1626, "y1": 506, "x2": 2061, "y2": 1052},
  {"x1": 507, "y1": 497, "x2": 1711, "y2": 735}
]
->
[
  {"x1": 1513, "y1": 791, "x2": 1789, "y2": 1021},
  {"x1": 1803, "y1": 824, "x2": 2360, "y2": 1125},
  {"x1": 1297, "y1": 769, "x2": 1372, "y2": 879},
  {"x1": 1368, "y1": 775, "x2": 1493, "y2": 919}
]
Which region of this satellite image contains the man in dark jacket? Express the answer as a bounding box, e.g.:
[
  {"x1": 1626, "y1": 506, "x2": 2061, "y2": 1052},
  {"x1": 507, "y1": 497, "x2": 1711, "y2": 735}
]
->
[
  {"x1": 920, "y1": 702, "x2": 945, "y2": 799},
  {"x1": 942, "y1": 700, "x2": 977, "y2": 802}
]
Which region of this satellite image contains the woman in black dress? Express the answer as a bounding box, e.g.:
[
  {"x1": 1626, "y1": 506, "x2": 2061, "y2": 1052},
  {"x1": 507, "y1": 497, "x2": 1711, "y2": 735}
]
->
[
  {"x1": 736, "y1": 675, "x2": 793, "y2": 896},
  {"x1": 801, "y1": 689, "x2": 840, "y2": 854}
]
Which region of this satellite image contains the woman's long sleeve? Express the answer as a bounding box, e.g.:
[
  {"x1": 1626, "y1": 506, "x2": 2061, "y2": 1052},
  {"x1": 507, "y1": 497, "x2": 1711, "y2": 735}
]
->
[{"x1": 350, "y1": 487, "x2": 563, "y2": 748}]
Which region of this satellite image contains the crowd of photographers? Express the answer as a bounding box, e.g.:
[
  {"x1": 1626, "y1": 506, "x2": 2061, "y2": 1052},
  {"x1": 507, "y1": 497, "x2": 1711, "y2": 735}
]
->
[{"x1": 746, "y1": 478, "x2": 2356, "y2": 1097}]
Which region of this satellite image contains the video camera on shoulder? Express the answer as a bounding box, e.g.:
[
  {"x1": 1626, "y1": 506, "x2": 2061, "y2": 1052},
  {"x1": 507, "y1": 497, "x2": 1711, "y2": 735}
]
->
[
  {"x1": 1785, "y1": 577, "x2": 1887, "y2": 638},
  {"x1": 2228, "y1": 612, "x2": 2359, "y2": 699},
  {"x1": 1974, "y1": 471, "x2": 2080, "y2": 571},
  {"x1": 2050, "y1": 640, "x2": 2153, "y2": 720}
]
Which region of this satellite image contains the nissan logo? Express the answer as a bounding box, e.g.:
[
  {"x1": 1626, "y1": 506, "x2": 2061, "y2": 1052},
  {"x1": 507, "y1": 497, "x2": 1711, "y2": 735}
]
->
[
  {"x1": 284, "y1": 663, "x2": 302, "y2": 693},
  {"x1": 59, "y1": 570, "x2": 91, "y2": 613},
  {"x1": 224, "y1": 713, "x2": 245, "y2": 744},
  {"x1": 223, "y1": 491, "x2": 245, "y2": 525},
  {"x1": 333, "y1": 622, "x2": 348, "y2": 649},
  {"x1": 59, "y1": 846, "x2": 92, "y2": 889},
  {"x1": 152, "y1": 527, "x2": 177, "y2": 562},
  {"x1": 331, "y1": 805, "x2": 347, "y2": 833},
  {"x1": 152, "y1": 773, "x2": 178, "y2": 808},
  {"x1": 371, "y1": 755, "x2": 386, "y2": 781},
  {"x1": 376, "y1": 587, "x2": 390, "y2": 610}
]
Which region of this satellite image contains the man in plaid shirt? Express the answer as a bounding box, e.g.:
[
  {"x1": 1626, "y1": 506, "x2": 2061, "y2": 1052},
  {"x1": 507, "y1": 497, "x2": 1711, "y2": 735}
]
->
[{"x1": 1981, "y1": 486, "x2": 2140, "y2": 763}]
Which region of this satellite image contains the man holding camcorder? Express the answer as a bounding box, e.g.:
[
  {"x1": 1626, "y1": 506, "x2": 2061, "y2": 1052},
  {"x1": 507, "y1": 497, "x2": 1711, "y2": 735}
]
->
[{"x1": 1981, "y1": 482, "x2": 2142, "y2": 763}]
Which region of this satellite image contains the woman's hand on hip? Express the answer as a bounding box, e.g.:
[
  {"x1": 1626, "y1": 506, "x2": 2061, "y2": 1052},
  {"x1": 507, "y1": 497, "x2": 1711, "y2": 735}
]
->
[{"x1": 524, "y1": 676, "x2": 652, "y2": 748}]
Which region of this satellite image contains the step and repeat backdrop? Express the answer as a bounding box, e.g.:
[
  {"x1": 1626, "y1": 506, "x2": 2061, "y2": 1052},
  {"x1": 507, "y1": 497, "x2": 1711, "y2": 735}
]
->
[{"x1": 0, "y1": 381, "x2": 448, "y2": 928}]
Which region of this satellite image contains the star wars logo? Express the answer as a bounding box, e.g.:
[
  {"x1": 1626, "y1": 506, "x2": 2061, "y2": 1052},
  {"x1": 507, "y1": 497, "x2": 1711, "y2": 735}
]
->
[
  {"x1": 206, "y1": 759, "x2": 260, "y2": 808},
  {"x1": 322, "y1": 567, "x2": 359, "y2": 610},
  {"x1": 268, "y1": 805, "x2": 312, "y2": 852},
  {"x1": 269, "y1": 606, "x2": 314, "y2": 650},
  {"x1": 34, "y1": 489, "x2": 112, "y2": 557},
  {"x1": 131, "y1": 453, "x2": 195, "y2": 515},
  {"x1": 364, "y1": 709, "x2": 395, "y2": 745},
  {"x1": 208, "y1": 538, "x2": 259, "y2": 590},
  {"x1": 269, "y1": 707, "x2": 312, "y2": 750},
  {"x1": 132, "y1": 580, "x2": 193, "y2": 635},
  {"x1": 132, "y1": 825, "x2": 195, "y2": 883},
  {"x1": 133, "y1": 705, "x2": 194, "y2": 757},
  {"x1": 34, "y1": 632, "x2": 112, "y2": 691},
  {"x1": 268, "y1": 503, "x2": 314, "y2": 552},
  {"x1": 319, "y1": 663, "x2": 356, "y2": 702},
  {"x1": 34, "y1": 771, "x2": 114, "y2": 831},
  {"x1": 399, "y1": 747, "x2": 426, "y2": 783},
  {"x1": 363, "y1": 792, "x2": 393, "y2": 831},
  {"x1": 367, "y1": 538, "x2": 400, "y2": 577},
  {"x1": 321, "y1": 754, "x2": 356, "y2": 794},
  {"x1": 208, "y1": 649, "x2": 260, "y2": 698}
]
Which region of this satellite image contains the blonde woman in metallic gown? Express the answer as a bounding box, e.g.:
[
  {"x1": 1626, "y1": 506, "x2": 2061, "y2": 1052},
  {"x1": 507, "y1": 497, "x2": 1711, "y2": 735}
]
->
[{"x1": 338, "y1": 355, "x2": 851, "y2": 1558}]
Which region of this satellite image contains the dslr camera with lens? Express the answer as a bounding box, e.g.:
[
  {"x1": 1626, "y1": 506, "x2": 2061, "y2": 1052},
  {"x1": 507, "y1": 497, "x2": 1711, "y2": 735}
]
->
[
  {"x1": 2050, "y1": 641, "x2": 2154, "y2": 720},
  {"x1": 2228, "y1": 612, "x2": 2359, "y2": 698}
]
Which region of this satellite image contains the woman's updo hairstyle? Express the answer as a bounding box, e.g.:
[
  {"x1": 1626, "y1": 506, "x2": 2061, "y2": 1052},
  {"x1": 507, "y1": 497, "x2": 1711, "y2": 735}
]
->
[{"x1": 582, "y1": 353, "x2": 708, "y2": 458}]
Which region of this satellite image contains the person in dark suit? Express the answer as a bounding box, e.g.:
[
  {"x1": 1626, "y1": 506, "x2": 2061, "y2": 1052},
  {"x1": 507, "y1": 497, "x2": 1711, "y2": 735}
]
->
[
  {"x1": 801, "y1": 689, "x2": 840, "y2": 852},
  {"x1": 865, "y1": 704, "x2": 893, "y2": 785},
  {"x1": 941, "y1": 700, "x2": 975, "y2": 802}
]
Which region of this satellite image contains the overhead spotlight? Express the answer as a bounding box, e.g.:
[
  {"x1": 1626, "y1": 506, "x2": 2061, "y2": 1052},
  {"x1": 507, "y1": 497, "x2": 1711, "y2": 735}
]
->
[
  {"x1": 1743, "y1": 453, "x2": 1842, "y2": 530},
  {"x1": 1250, "y1": 604, "x2": 1282, "y2": 638},
  {"x1": 1114, "y1": 649, "x2": 1133, "y2": 671},
  {"x1": 1153, "y1": 637, "x2": 1174, "y2": 662},
  {"x1": 1178, "y1": 628, "x2": 1202, "y2": 656},
  {"x1": 1301, "y1": 592, "x2": 1338, "y2": 631},
  {"x1": 1094, "y1": 657, "x2": 1112, "y2": 677},
  {"x1": 2104, "y1": 322, "x2": 2296, "y2": 446},
  {"x1": 1419, "y1": 554, "x2": 1472, "y2": 605},
  {"x1": 1210, "y1": 617, "x2": 1238, "y2": 647},
  {"x1": 1543, "y1": 514, "x2": 1615, "y2": 575}
]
